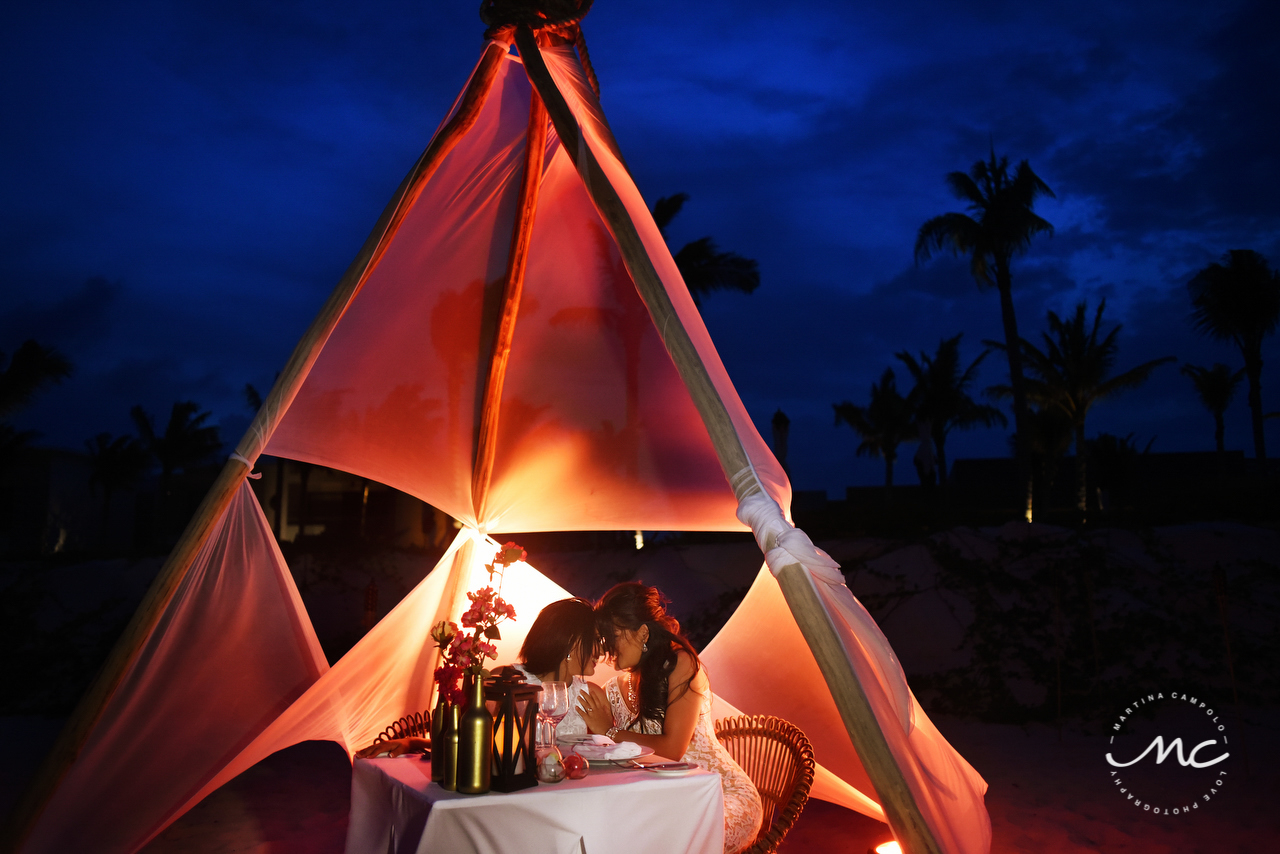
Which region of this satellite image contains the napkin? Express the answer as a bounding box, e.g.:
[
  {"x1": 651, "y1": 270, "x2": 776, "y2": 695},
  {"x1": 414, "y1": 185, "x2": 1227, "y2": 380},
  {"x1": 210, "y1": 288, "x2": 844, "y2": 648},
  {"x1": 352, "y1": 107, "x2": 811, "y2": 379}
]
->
[{"x1": 570, "y1": 740, "x2": 644, "y2": 760}]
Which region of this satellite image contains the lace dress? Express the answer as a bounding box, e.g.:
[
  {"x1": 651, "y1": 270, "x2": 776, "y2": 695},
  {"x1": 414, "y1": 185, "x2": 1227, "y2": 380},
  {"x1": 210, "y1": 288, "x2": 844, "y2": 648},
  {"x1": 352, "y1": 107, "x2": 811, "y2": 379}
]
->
[
  {"x1": 605, "y1": 677, "x2": 763, "y2": 854},
  {"x1": 510, "y1": 664, "x2": 590, "y2": 739}
]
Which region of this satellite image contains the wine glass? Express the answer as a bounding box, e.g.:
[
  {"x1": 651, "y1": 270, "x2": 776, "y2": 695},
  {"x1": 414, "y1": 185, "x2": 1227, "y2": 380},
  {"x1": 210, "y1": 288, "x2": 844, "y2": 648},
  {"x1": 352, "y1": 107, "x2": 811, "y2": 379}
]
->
[{"x1": 539, "y1": 681, "x2": 571, "y2": 745}]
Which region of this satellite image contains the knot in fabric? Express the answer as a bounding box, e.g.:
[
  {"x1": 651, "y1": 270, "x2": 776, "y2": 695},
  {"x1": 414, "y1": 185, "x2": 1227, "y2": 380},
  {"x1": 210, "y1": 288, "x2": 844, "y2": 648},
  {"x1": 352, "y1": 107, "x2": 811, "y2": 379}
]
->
[
  {"x1": 735, "y1": 491, "x2": 842, "y2": 583},
  {"x1": 480, "y1": 0, "x2": 594, "y2": 40},
  {"x1": 229, "y1": 452, "x2": 262, "y2": 480}
]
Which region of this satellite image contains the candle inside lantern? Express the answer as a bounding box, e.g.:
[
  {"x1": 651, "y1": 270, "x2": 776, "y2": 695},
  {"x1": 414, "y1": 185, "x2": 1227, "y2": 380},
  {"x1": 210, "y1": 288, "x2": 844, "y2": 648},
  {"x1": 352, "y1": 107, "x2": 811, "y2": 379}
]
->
[{"x1": 485, "y1": 668, "x2": 540, "y2": 792}]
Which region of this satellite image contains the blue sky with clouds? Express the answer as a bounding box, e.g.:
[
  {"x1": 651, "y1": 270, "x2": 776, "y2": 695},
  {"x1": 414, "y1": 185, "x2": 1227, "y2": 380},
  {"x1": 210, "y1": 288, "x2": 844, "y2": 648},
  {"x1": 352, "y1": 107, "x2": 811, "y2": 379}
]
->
[{"x1": 3, "y1": 0, "x2": 1278, "y2": 497}]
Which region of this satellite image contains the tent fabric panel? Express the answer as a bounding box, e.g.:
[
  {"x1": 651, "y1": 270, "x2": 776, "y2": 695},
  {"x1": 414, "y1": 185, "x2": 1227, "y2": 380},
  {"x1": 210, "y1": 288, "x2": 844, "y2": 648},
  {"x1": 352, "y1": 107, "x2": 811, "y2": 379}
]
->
[
  {"x1": 22, "y1": 482, "x2": 328, "y2": 854},
  {"x1": 539, "y1": 46, "x2": 791, "y2": 517},
  {"x1": 483, "y1": 140, "x2": 744, "y2": 532},
  {"x1": 130, "y1": 530, "x2": 473, "y2": 854},
  {"x1": 701, "y1": 565, "x2": 882, "y2": 814},
  {"x1": 265, "y1": 48, "x2": 754, "y2": 533},
  {"x1": 188, "y1": 530, "x2": 629, "y2": 807},
  {"x1": 810, "y1": 568, "x2": 991, "y2": 854},
  {"x1": 729, "y1": 493, "x2": 990, "y2": 853},
  {"x1": 264, "y1": 54, "x2": 535, "y2": 528}
]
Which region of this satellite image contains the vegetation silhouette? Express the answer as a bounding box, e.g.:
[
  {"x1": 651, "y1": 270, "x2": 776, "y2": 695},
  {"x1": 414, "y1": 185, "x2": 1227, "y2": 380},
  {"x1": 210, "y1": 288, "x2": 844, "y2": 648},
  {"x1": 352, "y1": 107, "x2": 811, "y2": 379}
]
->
[
  {"x1": 651, "y1": 193, "x2": 759, "y2": 307},
  {"x1": 130, "y1": 401, "x2": 222, "y2": 540},
  {"x1": 895, "y1": 333, "x2": 1006, "y2": 486},
  {"x1": 0, "y1": 340, "x2": 72, "y2": 474},
  {"x1": 1187, "y1": 249, "x2": 1280, "y2": 459},
  {"x1": 915, "y1": 150, "x2": 1054, "y2": 519},
  {"x1": 85, "y1": 432, "x2": 148, "y2": 542},
  {"x1": 1181, "y1": 362, "x2": 1245, "y2": 453},
  {"x1": 833, "y1": 368, "x2": 913, "y2": 487},
  {"x1": 988, "y1": 300, "x2": 1173, "y2": 515}
]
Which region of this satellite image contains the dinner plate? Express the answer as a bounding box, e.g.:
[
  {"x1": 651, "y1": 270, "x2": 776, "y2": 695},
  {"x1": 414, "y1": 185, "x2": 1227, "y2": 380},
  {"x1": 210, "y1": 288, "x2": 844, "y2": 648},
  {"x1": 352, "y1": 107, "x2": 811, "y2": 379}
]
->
[
  {"x1": 570, "y1": 744, "x2": 655, "y2": 762},
  {"x1": 642, "y1": 765, "x2": 697, "y2": 777}
]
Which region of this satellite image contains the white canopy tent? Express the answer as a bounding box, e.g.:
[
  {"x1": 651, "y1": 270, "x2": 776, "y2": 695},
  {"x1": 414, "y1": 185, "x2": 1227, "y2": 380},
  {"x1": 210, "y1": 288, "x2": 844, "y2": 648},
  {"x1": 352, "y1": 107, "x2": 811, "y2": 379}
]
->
[{"x1": 4, "y1": 9, "x2": 989, "y2": 854}]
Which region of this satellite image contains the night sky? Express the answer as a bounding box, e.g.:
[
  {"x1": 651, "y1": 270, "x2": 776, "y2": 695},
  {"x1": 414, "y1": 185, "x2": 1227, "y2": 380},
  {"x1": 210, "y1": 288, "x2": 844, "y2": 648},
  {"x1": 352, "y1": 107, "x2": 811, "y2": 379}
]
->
[{"x1": 3, "y1": 0, "x2": 1278, "y2": 498}]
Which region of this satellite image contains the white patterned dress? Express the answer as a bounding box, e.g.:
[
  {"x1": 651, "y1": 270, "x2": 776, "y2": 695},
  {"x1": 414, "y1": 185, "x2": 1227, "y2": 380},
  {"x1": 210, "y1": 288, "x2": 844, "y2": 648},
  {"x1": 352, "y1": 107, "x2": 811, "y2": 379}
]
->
[
  {"x1": 605, "y1": 677, "x2": 763, "y2": 854},
  {"x1": 509, "y1": 664, "x2": 593, "y2": 739}
]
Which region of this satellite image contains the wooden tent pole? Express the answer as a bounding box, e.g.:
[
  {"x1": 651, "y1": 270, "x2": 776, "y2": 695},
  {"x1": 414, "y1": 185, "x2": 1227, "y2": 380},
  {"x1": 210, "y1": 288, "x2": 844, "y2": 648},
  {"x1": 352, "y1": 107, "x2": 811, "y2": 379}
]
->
[
  {"x1": 514, "y1": 26, "x2": 943, "y2": 854},
  {"x1": 471, "y1": 86, "x2": 549, "y2": 521},
  {"x1": 0, "y1": 42, "x2": 508, "y2": 853}
]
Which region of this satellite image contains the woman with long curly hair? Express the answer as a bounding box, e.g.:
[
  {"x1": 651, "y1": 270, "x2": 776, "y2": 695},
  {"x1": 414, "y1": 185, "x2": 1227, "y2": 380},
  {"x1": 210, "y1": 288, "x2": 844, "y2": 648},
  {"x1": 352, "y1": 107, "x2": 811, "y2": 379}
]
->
[{"x1": 577, "y1": 582, "x2": 762, "y2": 854}]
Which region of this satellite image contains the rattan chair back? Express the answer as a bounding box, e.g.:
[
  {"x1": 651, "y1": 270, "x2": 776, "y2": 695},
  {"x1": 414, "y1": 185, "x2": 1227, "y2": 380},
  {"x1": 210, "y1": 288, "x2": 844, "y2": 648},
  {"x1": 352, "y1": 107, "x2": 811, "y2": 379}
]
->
[
  {"x1": 714, "y1": 714, "x2": 816, "y2": 854},
  {"x1": 370, "y1": 709, "x2": 431, "y2": 747}
]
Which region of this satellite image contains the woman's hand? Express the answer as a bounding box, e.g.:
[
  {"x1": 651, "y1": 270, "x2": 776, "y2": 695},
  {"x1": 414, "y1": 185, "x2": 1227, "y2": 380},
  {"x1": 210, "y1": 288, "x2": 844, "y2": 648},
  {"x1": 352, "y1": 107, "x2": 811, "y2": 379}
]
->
[
  {"x1": 575, "y1": 682, "x2": 612, "y2": 734},
  {"x1": 354, "y1": 736, "x2": 428, "y2": 759}
]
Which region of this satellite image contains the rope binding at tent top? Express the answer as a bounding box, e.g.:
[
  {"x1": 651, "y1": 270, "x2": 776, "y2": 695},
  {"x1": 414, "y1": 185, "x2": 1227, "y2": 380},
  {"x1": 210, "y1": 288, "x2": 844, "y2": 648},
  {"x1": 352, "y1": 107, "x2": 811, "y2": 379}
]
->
[{"x1": 480, "y1": 0, "x2": 600, "y2": 96}]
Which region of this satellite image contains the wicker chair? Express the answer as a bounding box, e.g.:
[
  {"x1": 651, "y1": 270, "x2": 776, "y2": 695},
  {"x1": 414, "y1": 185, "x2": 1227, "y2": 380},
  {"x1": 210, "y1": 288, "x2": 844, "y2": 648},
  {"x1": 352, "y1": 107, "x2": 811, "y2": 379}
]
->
[
  {"x1": 367, "y1": 709, "x2": 431, "y2": 752},
  {"x1": 714, "y1": 715, "x2": 816, "y2": 854}
]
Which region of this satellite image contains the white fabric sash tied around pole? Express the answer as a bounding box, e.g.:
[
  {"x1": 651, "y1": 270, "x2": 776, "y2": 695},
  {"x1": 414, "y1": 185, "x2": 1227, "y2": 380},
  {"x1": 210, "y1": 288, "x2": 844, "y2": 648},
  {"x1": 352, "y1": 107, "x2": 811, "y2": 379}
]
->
[
  {"x1": 733, "y1": 483, "x2": 913, "y2": 734},
  {"x1": 734, "y1": 488, "x2": 841, "y2": 582},
  {"x1": 229, "y1": 452, "x2": 262, "y2": 479}
]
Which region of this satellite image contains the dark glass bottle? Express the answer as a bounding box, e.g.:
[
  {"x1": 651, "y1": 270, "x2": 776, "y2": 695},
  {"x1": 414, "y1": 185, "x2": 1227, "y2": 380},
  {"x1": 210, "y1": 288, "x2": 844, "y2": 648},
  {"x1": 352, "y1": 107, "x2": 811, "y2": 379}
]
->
[{"x1": 456, "y1": 672, "x2": 493, "y2": 794}]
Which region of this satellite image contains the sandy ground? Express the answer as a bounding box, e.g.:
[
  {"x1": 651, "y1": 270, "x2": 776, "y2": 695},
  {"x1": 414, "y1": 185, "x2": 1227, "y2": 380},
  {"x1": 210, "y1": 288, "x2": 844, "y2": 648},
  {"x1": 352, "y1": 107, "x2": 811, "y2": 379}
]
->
[{"x1": 6, "y1": 708, "x2": 1270, "y2": 853}]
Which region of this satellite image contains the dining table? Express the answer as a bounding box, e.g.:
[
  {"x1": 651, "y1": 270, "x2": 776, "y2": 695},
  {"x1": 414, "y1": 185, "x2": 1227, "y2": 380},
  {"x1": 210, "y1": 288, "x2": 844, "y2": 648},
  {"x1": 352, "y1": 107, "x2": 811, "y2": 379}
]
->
[{"x1": 345, "y1": 753, "x2": 725, "y2": 854}]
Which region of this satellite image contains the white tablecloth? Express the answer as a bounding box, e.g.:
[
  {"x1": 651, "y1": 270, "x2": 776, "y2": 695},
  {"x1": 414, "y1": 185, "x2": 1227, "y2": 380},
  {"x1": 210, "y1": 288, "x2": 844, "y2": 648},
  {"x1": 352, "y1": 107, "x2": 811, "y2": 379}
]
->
[{"x1": 346, "y1": 756, "x2": 724, "y2": 854}]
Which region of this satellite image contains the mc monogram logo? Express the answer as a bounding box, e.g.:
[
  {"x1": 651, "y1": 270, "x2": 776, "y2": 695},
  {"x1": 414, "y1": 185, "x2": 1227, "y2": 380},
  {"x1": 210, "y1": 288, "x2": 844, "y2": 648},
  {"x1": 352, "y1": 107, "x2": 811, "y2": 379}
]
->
[{"x1": 1104, "y1": 692, "x2": 1232, "y2": 816}]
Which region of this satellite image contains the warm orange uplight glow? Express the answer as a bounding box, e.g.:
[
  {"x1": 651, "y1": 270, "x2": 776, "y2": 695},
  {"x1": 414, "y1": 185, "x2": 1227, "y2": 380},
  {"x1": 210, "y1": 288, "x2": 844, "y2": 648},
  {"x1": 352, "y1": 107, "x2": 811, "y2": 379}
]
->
[
  {"x1": 875, "y1": 842, "x2": 902, "y2": 854},
  {"x1": 454, "y1": 532, "x2": 583, "y2": 666}
]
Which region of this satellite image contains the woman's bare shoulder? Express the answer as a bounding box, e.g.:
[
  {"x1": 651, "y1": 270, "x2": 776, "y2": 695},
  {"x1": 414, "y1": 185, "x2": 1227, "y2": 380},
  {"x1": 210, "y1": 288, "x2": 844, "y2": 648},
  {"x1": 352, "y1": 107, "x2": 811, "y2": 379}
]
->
[{"x1": 671, "y1": 650, "x2": 707, "y2": 690}]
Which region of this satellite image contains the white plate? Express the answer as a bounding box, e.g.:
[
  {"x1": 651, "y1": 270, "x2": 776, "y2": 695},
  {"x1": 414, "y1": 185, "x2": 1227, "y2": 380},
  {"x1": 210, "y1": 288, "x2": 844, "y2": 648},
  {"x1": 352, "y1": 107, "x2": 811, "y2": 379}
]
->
[
  {"x1": 643, "y1": 765, "x2": 697, "y2": 777},
  {"x1": 570, "y1": 744, "x2": 655, "y2": 761}
]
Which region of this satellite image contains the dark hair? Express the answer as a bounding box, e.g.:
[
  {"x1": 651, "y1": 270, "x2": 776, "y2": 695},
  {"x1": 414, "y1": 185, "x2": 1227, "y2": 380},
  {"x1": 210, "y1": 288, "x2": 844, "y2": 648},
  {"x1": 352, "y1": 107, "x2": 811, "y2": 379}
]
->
[
  {"x1": 595, "y1": 582, "x2": 701, "y2": 731},
  {"x1": 519, "y1": 598, "x2": 599, "y2": 678}
]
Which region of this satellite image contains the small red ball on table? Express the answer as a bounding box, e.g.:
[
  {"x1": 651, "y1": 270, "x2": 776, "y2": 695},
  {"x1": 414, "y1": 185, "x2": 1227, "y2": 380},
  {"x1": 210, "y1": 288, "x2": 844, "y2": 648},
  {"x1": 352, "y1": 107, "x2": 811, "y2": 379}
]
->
[{"x1": 562, "y1": 753, "x2": 588, "y2": 779}]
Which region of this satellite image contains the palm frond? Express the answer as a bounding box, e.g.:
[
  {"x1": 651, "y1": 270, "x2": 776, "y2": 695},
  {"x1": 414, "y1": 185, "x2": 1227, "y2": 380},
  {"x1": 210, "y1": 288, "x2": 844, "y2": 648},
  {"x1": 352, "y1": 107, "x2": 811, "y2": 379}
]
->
[
  {"x1": 914, "y1": 213, "x2": 981, "y2": 263},
  {"x1": 673, "y1": 237, "x2": 760, "y2": 306},
  {"x1": 650, "y1": 193, "x2": 689, "y2": 234},
  {"x1": 0, "y1": 340, "x2": 73, "y2": 419}
]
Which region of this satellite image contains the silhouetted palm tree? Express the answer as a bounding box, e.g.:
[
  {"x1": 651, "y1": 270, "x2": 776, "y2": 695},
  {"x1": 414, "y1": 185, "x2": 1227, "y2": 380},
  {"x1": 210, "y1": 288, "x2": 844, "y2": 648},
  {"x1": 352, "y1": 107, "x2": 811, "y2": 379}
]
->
[
  {"x1": 1021, "y1": 406, "x2": 1074, "y2": 512},
  {"x1": 1188, "y1": 250, "x2": 1280, "y2": 459},
  {"x1": 651, "y1": 193, "x2": 759, "y2": 307},
  {"x1": 86, "y1": 432, "x2": 149, "y2": 537},
  {"x1": 915, "y1": 150, "x2": 1054, "y2": 519},
  {"x1": 992, "y1": 300, "x2": 1173, "y2": 514},
  {"x1": 0, "y1": 340, "x2": 72, "y2": 474},
  {"x1": 244, "y1": 383, "x2": 264, "y2": 412},
  {"x1": 1181, "y1": 363, "x2": 1245, "y2": 452},
  {"x1": 833, "y1": 369, "x2": 913, "y2": 487},
  {"x1": 131, "y1": 401, "x2": 222, "y2": 507},
  {"x1": 896, "y1": 333, "x2": 1007, "y2": 485},
  {"x1": 0, "y1": 340, "x2": 72, "y2": 419}
]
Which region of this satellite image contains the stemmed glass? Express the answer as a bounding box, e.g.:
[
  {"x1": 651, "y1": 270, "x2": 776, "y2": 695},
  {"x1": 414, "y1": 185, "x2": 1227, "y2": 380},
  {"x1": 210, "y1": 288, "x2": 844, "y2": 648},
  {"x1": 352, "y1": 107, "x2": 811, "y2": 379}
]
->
[{"x1": 539, "y1": 681, "x2": 571, "y2": 745}]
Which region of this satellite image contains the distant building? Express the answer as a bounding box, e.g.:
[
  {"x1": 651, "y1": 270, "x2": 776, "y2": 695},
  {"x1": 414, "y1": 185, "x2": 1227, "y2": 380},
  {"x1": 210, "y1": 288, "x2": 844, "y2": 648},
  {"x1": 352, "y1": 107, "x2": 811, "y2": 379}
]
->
[
  {"x1": 0, "y1": 452, "x2": 451, "y2": 558},
  {"x1": 250, "y1": 459, "x2": 451, "y2": 551}
]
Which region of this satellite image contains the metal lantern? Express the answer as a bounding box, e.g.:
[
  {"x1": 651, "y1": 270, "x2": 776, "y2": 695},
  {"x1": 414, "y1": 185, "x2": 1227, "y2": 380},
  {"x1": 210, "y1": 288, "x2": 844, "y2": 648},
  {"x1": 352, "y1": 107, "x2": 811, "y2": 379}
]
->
[{"x1": 485, "y1": 668, "x2": 540, "y2": 792}]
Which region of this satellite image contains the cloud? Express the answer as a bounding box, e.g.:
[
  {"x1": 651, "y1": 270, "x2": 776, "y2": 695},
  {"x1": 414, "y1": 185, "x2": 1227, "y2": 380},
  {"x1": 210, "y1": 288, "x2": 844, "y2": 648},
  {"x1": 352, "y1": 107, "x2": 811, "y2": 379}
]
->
[{"x1": 3, "y1": 0, "x2": 1277, "y2": 495}]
